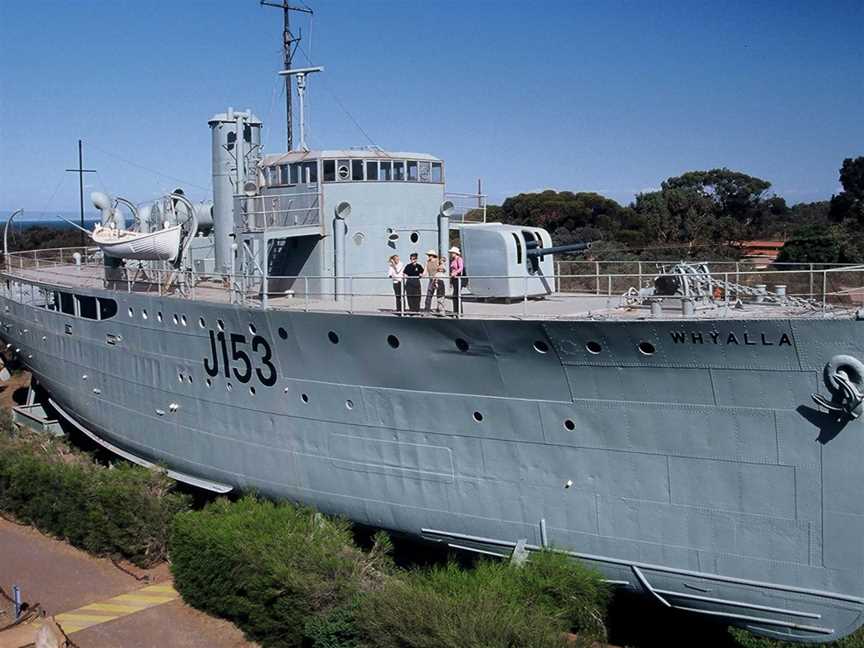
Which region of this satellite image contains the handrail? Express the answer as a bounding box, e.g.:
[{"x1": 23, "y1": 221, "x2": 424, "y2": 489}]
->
[{"x1": 3, "y1": 251, "x2": 863, "y2": 320}]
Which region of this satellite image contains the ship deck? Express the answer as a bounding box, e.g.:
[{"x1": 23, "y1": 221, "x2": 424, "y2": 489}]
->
[{"x1": 3, "y1": 250, "x2": 863, "y2": 321}]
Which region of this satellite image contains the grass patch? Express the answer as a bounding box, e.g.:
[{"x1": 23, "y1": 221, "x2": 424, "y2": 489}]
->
[
  {"x1": 0, "y1": 411, "x2": 189, "y2": 567},
  {"x1": 730, "y1": 627, "x2": 864, "y2": 648},
  {"x1": 170, "y1": 496, "x2": 610, "y2": 648},
  {"x1": 355, "y1": 550, "x2": 609, "y2": 648}
]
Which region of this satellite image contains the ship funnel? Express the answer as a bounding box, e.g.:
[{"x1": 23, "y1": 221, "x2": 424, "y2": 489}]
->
[{"x1": 209, "y1": 108, "x2": 262, "y2": 274}]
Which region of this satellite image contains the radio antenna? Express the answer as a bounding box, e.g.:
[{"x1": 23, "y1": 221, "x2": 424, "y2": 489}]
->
[{"x1": 260, "y1": 1, "x2": 313, "y2": 152}]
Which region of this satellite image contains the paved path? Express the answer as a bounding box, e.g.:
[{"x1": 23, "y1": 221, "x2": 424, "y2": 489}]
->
[{"x1": 0, "y1": 519, "x2": 256, "y2": 647}]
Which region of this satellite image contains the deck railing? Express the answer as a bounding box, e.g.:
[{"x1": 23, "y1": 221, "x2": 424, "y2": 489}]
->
[{"x1": 2, "y1": 248, "x2": 863, "y2": 319}]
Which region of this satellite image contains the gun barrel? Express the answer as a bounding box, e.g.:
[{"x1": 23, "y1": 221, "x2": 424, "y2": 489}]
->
[{"x1": 525, "y1": 241, "x2": 592, "y2": 257}]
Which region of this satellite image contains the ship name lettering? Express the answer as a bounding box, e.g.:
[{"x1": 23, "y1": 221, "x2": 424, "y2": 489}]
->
[
  {"x1": 204, "y1": 330, "x2": 277, "y2": 386},
  {"x1": 669, "y1": 330, "x2": 792, "y2": 347}
]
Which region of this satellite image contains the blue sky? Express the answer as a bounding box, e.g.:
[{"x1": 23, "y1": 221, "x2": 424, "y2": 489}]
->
[{"x1": 1, "y1": 0, "x2": 861, "y2": 214}]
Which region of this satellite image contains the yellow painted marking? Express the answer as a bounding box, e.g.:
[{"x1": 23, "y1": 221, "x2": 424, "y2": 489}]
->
[
  {"x1": 78, "y1": 603, "x2": 142, "y2": 613},
  {"x1": 48, "y1": 582, "x2": 180, "y2": 634}
]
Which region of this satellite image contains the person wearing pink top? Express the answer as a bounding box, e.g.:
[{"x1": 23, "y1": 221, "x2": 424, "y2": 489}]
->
[{"x1": 448, "y1": 246, "x2": 464, "y2": 315}]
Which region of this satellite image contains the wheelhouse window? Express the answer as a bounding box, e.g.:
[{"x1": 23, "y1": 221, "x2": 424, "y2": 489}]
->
[
  {"x1": 365, "y1": 161, "x2": 378, "y2": 181},
  {"x1": 431, "y1": 162, "x2": 443, "y2": 183},
  {"x1": 323, "y1": 159, "x2": 336, "y2": 182},
  {"x1": 379, "y1": 161, "x2": 392, "y2": 180},
  {"x1": 303, "y1": 161, "x2": 318, "y2": 184},
  {"x1": 279, "y1": 164, "x2": 290, "y2": 185},
  {"x1": 418, "y1": 161, "x2": 431, "y2": 182},
  {"x1": 319, "y1": 158, "x2": 443, "y2": 183},
  {"x1": 290, "y1": 163, "x2": 301, "y2": 185},
  {"x1": 406, "y1": 160, "x2": 418, "y2": 181}
]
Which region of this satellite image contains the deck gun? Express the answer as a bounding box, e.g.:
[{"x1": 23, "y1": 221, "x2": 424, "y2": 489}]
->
[{"x1": 524, "y1": 239, "x2": 592, "y2": 272}]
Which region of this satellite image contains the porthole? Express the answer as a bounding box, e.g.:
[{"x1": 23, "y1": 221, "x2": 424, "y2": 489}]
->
[
  {"x1": 586, "y1": 341, "x2": 602, "y2": 354},
  {"x1": 141, "y1": 310, "x2": 148, "y2": 320},
  {"x1": 199, "y1": 317, "x2": 206, "y2": 329},
  {"x1": 345, "y1": 399, "x2": 354, "y2": 410},
  {"x1": 564, "y1": 419, "x2": 576, "y2": 431},
  {"x1": 217, "y1": 319, "x2": 225, "y2": 331},
  {"x1": 473, "y1": 411, "x2": 484, "y2": 423},
  {"x1": 387, "y1": 335, "x2": 399, "y2": 349},
  {"x1": 181, "y1": 315, "x2": 188, "y2": 327},
  {"x1": 328, "y1": 331, "x2": 339, "y2": 344},
  {"x1": 157, "y1": 311, "x2": 163, "y2": 322},
  {"x1": 249, "y1": 323, "x2": 257, "y2": 335},
  {"x1": 301, "y1": 393, "x2": 309, "y2": 404},
  {"x1": 249, "y1": 386, "x2": 256, "y2": 396},
  {"x1": 177, "y1": 371, "x2": 184, "y2": 383},
  {"x1": 187, "y1": 375, "x2": 193, "y2": 384},
  {"x1": 205, "y1": 378, "x2": 212, "y2": 388},
  {"x1": 410, "y1": 232, "x2": 419, "y2": 244},
  {"x1": 455, "y1": 338, "x2": 469, "y2": 352},
  {"x1": 172, "y1": 314, "x2": 179, "y2": 325},
  {"x1": 128, "y1": 307, "x2": 134, "y2": 318},
  {"x1": 278, "y1": 327, "x2": 288, "y2": 339},
  {"x1": 533, "y1": 340, "x2": 549, "y2": 354},
  {"x1": 638, "y1": 341, "x2": 656, "y2": 356},
  {"x1": 226, "y1": 382, "x2": 233, "y2": 392}
]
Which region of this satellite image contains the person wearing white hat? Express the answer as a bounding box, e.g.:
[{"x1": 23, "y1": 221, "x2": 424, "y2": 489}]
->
[
  {"x1": 423, "y1": 249, "x2": 444, "y2": 312},
  {"x1": 448, "y1": 246, "x2": 464, "y2": 315}
]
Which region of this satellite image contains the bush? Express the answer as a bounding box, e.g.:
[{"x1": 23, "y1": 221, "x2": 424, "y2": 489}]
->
[
  {"x1": 354, "y1": 550, "x2": 610, "y2": 648},
  {"x1": 0, "y1": 412, "x2": 189, "y2": 566},
  {"x1": 170, "y1": 496, "x2": 374, "y2": 648}
]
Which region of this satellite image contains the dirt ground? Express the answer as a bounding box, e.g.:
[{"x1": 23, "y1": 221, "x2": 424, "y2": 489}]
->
[{"x1": 0, "y1": 518, "x2": 257, "y2": 647}]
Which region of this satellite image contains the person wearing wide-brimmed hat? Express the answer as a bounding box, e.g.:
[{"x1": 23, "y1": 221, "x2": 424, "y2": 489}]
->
[
  {"x1": 423, "y1": 249, "x2": 445, "y2": 312},
  {"x1": 448, "y1": 246, "x2": 464, "y2": 315}
]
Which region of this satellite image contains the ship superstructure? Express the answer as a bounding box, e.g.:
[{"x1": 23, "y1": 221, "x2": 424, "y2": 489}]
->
[{"x1": 3, "y1": 8, "x2": 864, "y2": 644}]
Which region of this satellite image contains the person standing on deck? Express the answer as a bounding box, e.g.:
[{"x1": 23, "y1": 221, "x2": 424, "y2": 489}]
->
[
  {"x1": 449, "y1": 246, "x2": 464, "y2": 315},
  {"x1": 423, "y1": 250, "x2": 443, "y2": 312},
  {"x1": 388, "y1": 254, "x2": 404, "y2": 313},
  {"x1": 403, "y1": 252, "x2": 424, "y2": 313}
]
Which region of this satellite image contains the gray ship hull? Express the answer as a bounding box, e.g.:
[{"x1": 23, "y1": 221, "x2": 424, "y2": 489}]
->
[{"x1": 2, "y1": 285, "x2": 863, "y2": 642}]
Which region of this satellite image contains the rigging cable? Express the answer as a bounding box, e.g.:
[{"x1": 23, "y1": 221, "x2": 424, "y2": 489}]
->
[{"x1": 86, "y1": 143, "x2": 210, "y2": 193}]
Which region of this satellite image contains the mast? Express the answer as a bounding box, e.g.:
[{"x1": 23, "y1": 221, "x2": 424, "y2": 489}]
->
[
  {"x1": 65, "y1": 139, "x2": 96, "y2": 247},
  {"x1": 260, "y1": 1, "x2": 313, "y2": 151}
]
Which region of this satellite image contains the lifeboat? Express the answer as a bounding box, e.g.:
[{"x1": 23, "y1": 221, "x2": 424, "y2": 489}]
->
[{"x1": 91, "y1": 224, "x2": 182, "y2": 262}]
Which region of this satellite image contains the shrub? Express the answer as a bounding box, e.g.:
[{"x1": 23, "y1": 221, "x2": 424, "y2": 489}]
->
[
  {"x1": 170, "y1": 496, "x2": 370, "y2": 648},
  {"x1": 354, "y1": 549, "x2": 610, "y2": 648},
  {"x1": 0, "y1": 412, "x2": 189, "y2": 566}
]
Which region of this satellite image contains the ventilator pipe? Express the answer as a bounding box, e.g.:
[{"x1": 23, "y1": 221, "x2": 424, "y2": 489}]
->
[
  {"x1": 333, "y1": 201, "x2": 351, "y2": 301},
  {"x1": 3, "y1": 209, "x2": 24, "y2": 266},
  {"x1": 438, "y1": 200, "x2": 454, "y2": 273}
]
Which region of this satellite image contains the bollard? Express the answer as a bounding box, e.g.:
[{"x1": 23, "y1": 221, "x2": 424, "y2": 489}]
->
[
  {"x1": 681, "y1": 297, "x2": 695, "y2": 318},
  {"x1": 774, "y1": 284, "x2": 787, "y2": 298},
  {"x1": 754, "y1": 284, "x2": 767, "y2": 304}
]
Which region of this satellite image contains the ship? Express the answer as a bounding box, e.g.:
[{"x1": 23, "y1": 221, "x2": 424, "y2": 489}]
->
[{"x1": 3, "y1": 6, "x2": 864, "y2": 643}]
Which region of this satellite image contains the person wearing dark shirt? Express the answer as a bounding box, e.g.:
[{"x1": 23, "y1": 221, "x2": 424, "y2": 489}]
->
[{"x1": 403, "y1": 252, "x2": 424, "y2": 312}]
